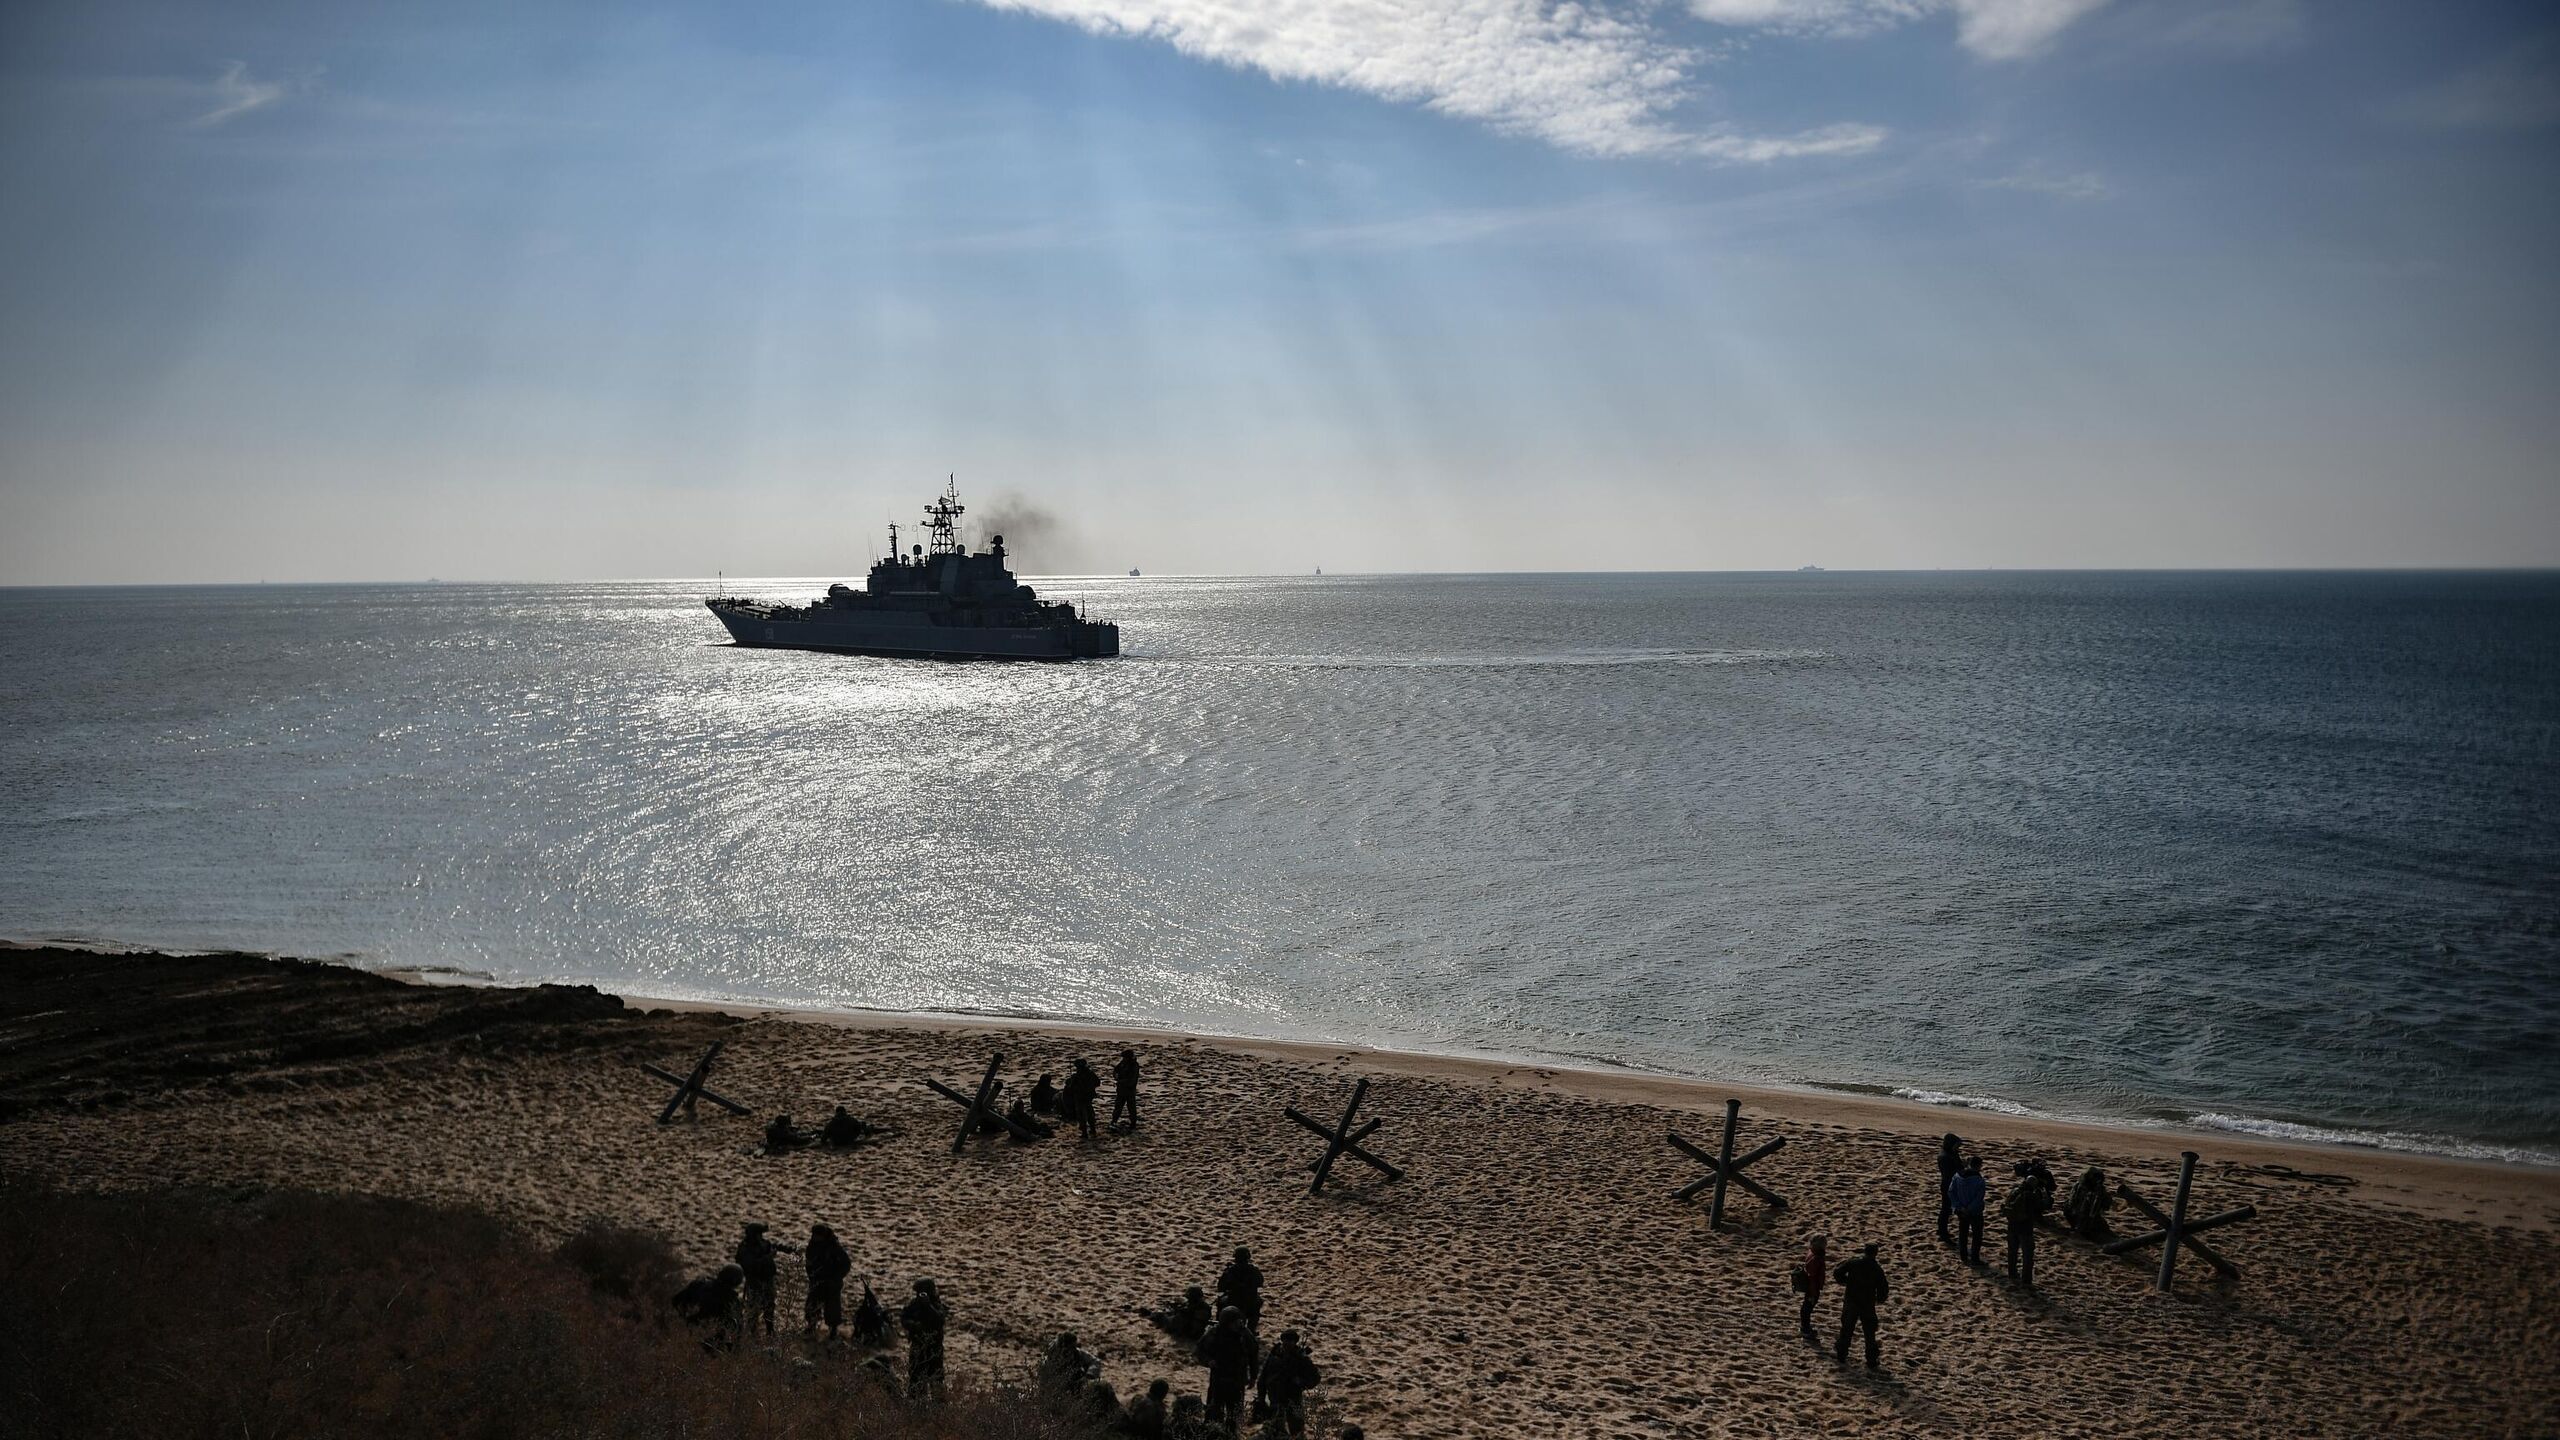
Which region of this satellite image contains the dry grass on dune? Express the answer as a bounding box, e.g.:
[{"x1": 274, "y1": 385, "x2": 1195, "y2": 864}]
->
[{"x1": 0, "y1": 1185, "x2": 1113, "y2": 1440}]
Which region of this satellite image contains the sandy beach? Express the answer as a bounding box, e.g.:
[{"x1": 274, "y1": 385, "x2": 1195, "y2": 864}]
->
[{"x1": 3, "y1": 945, "x2": 2554, "y2": 1438}]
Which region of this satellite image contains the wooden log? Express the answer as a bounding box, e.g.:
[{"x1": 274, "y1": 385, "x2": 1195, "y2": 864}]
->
[
  {"x1": 1287, "y1": 1111, "x2": 1383, "y2": 1168},
  {"x1": 1667, "y1": 1130, "x2": 1789, "y2": 1208},
  {"x1": 636, "y1": 1062, "x2": 751, "y2": 1116},
  {"x1": 950, "y1": 1053, "x2": 1005, "y2": 1154},
  {"x1": 2108, "y1": 1179, "x2": 2236, "y2": 1276},
  {"x1": 2157, "y1": 1150, "x2": 2199, "y2": 1291},
  {"x1": 923, "y1": 1076, "x2": 1047, "y2": 1144},
  {"x1": 1310, "y1": 1079, "x2": 1370, "y2": 1195},
  {"x1": 656, "y1": 1042, "x2": 725, "y2": 1124},
  {"x1": 1709, "y1": 1100, "x2": 1742, "y2": 1227},
  {"x1": 2101, "y1": 1153, "x2": 2253, "y2": 1285},
  {"x1": 1293, "y1": 1117, "x2": 1400, "y2": 1179}
]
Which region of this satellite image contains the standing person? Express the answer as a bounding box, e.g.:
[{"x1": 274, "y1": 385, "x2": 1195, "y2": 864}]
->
[
  {"x1": 1832, "y1": 1242, "x2": 1891, "y2": 1371},
  {"x1": 1217, "y1": 1245, "x2": 1265, "y2": 1326},
  {"x1": 902, "y1": 1278, "x2": 949, "y2": 1399},
  {"x1": 1934, "y1": 1134, "x2": 1963, "y2": 1243},
  {"x1": 734, "y1": 1223, "x2": 796, "y2": 1337},
  {"x1": 803, "y1": 1223, "x2": 852, "y2": 1339},
  {"x1": 1793, "y1": 1235, "x2": 1829, "y2": 1344},
  {"x1": 1256, "y1": 1329, "x2": 1321, "y2": 1438},
  {"x1": 1112, "y1": 1048, "x2": 1143, "y2": 1132},
  {"x1": 1064, "y1": 1058, "x2": 1103, "y2": 1141},
  {"x1": 2003, "y1": 1161, "x2": 2054, "y2": 1288},
  {"x1": 1950, "y1": 1157, "x2": 1989, "y2": 1267},
  {"x1": 1194, "y1": 1306, "x2": 1259, "y2": 1433}
]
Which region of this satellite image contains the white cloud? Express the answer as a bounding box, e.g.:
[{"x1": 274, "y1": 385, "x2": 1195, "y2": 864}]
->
[
  {"x1": 1688, "y1": 0, "x2": 1927, "y2": 40},
  {"x1": 1976, "y1": 168, "x2": 2107, "y2": 199},
  {"x1": 189, "y1": 60, "x2": 289, "y2": 128},
  {"x1": 1948, "y1": 0, "x2": 2108, "y2": 59},
  {"x1": 969, "y1": 1, "x2": 1885, "y2": 161},
  {"x1": 1690, "y1": 0, "x2": 2106, "y2": 60}
]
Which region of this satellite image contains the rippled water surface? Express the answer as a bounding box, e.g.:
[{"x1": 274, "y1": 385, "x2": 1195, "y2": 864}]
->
[{"x1": 4, "y1": 572, "x2": 2555, "y2": 1160}]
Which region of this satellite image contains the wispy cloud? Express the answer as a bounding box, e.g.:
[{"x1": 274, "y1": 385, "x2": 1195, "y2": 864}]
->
[
  {"x1": 968, "y1": 1, "x2": 1885, "y2": 162},
  {"x1": 2149, "y1": 0, "x2": 2305, "y2": 58},
  {"x1": 1690, "y1": 0, "x2": 2107, "y2": 60},
  {"x1": 188, "y1": 60, "x2": 291, "y2": 129},
  {"x1": 1976, "y1": 167, "x2": 2107, "y2": 199},
  {"x1": 2390, "y1": 33, "x2": 2560, "y2": 132}
]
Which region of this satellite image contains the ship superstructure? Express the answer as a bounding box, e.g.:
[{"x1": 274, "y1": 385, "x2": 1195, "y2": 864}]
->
[{"x1": 705, "y1": 480, "x2": 1119, "y2": 660}]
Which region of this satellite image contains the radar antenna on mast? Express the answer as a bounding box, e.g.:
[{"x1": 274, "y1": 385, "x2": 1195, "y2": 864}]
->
[{"x1": 922, "y1": 474, "x2": 967, "y2": 557}]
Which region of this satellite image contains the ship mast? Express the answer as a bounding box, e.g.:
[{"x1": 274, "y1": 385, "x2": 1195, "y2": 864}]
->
[{"x1": 923, "y1": 475, "x2": 966, "y2": 557}]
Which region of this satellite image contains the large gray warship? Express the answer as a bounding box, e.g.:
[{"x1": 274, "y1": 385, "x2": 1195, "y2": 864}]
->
[{"x1": 705, "y1": 481, "x2": 1119, "y2": 660}]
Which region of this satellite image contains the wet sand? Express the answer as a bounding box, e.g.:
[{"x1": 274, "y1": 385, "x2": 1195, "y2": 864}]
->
[{"x1": 3, "y1": 946, "x2": 2555, "y2": 1437}]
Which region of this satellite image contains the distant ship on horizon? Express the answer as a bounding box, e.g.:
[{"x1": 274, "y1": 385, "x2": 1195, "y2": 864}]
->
[{"x1": 705, "y1": 479, "x2": 1119, "y2": 660}]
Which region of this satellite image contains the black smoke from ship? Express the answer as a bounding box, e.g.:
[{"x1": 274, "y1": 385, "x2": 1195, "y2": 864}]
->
[{"x1": 977, "y1": 492, "x2": 1093, "y2": 574}]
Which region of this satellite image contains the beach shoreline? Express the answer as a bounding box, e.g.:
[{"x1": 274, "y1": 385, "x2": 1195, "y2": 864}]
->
[
  {"x1": 19, "y1": 934, "x2": 2551, "y2": 1184},
  {"x1": 570, "y1": 983, "x2": 2556, "y2": 1232},
  {"x1": 7, "y1": 943, "x2": 2557, "y2": 1437}
]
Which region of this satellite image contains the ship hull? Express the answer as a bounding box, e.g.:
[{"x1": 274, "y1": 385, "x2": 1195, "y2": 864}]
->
[{"x1": 708, "y1": 603, "x2": 1116, "y2": 660}]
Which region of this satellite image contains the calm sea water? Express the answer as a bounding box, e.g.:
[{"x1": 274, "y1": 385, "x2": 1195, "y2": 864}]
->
[{"x1": 3, "y1": 572, "x2": 2554, "y2": 1162}]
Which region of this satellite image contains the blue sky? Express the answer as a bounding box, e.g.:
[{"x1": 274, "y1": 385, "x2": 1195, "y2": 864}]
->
[{"x1": 1, "y1": 0, "x2": 2553, "y2": 579}]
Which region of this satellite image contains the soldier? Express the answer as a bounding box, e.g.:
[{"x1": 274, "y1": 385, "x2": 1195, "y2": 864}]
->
[
  {"x1": 1112, "y1": 1048, "x2": 1143, "y2": 1131},
  {"x1": 1194, "y1": 1306, "x2": 1259, "y2": 1432},
  {"x1": 1039, "y1": 1329, "x2": 1103, "y2": 1392},
  {"x1": 1120, "y1": 1378, "x2": 1172, "y2": 1439},
  {"x1": 902, "y1": 1278, "x2": 949, "y2": 1399},
  {"x1": 1031, "y1": 1073, "x2": 1060, "y2": 1115},
  {"x1": 2064, "y1": 1165, "x2": 2113, "y2": 1239},
  {"x1": 2004, "y1": 1160, "x2": 2056, "y2": 1288},
  {"x1": 1139, "y1": 1284, "x2": 1215, "y2": 1341},
  {"x1": 1064, "y1": 1058, "x2": 1103, "y2": 1141},
  {"x1": 1832, "y1": 1242, "x2": 1891, "y2": 1371},
  {"x1": 1255, "y1": 1329, "x2": 1322, "y2": 1438},
  {"x1": 672, "y1": 1264, "x2": 745, "y2": 1350},
  {"x1": 803, "y1": 1223, "x2": 852, "y2": 1338},
  {"x1": 819, "y1": 1105, "x2": 872, "y2": 1147},
  {"x1": 1793, "y1": 1235, "x2": 1828, "y2": 1343},
  {"x1": 1007, "y1": 1096, "x2": 1056, "y2": 1140},
  {"x1": 734, "y1": 1222, "x2": 796, "y2": 1336},
  {"x1": 1216, "y1": 1246, "x2": 1265, "y2": 1325},
  {"x1": 764, "y1": 1113, "x2": 812, "y2": 1153}
]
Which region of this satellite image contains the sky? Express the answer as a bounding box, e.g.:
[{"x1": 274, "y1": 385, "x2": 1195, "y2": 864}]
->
[{"x1": 0, "y1": 0, "x2": 2554, "y2": 581}]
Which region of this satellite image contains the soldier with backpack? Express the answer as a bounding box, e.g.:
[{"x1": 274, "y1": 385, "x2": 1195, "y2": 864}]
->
[
  {"x1": 1832, "y1": 1242, "x2": 1891, "y2": 1371},
  {"x1": 2004, "y1": 1159, "x2": 2056, "y2": 1287},
  {"x1": 2064, "y1": 1165, "x2": 2113, "y2": 1239}
]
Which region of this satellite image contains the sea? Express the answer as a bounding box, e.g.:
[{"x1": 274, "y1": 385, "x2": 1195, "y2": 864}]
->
[{"x1": 3, "y1": 572, "x2": 2554, "y2": 1164}]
